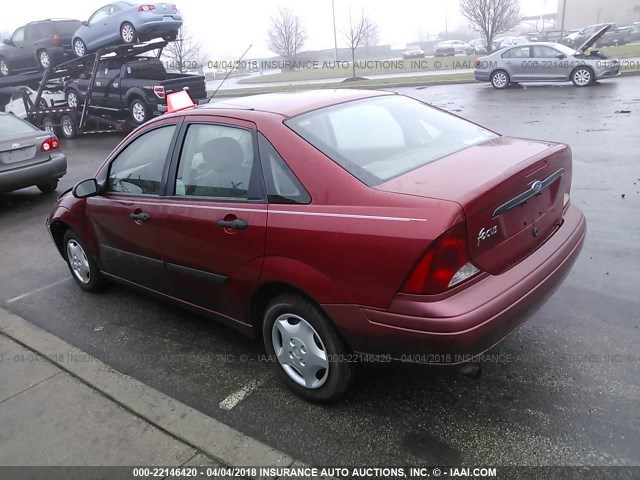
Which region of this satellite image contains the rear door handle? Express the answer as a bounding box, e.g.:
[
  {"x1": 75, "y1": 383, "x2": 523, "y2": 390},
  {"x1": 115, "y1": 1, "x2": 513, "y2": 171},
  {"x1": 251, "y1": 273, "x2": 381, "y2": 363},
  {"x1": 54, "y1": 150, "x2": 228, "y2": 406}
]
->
[
  {"x1": 217, "y1": 218, "x2": 248, "y2": 230},
  {"x1": 130, "y1": 211, "x2": 150, "y2": 222}
]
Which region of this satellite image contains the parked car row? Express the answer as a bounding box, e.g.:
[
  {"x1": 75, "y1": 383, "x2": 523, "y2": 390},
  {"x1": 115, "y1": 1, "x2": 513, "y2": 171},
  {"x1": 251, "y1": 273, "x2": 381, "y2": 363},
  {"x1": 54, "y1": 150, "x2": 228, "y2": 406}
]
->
[{"x1": 0, "y1": 2, "x2": 182, "y2": 77}]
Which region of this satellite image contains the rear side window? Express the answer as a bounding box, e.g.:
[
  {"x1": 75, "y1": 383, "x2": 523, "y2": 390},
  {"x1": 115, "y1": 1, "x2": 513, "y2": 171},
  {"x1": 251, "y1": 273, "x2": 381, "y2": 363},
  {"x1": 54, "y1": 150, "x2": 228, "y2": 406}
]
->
[
  {"x1": 286, "y1": 95, "x2": 496, "y2": 187},
  {"x1": 258, "y1": 133, "x2": 310, "y2": 204},
  {"x1": 503, "y1": 46, "x2": 530, "y2": 58},
  {"x1": 125, "y1": 59, "x2": 167, "y2": 80},
  {"x1": 108, "y1": 125, "x2": 176, "y2": 195},
  {"x1": 175, "y1": 124, "x2": 256, "y2": 200}
]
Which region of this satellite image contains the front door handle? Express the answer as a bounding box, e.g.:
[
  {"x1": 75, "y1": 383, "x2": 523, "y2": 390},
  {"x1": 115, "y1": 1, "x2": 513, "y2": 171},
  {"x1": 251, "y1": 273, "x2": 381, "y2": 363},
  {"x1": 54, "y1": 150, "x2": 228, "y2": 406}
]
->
[
  {"x1": 130, "y1": 211, "x2": 149, "y2": 222},
  {"x1": 217, "y1": 218, "x2": 248, "y2": 230}
]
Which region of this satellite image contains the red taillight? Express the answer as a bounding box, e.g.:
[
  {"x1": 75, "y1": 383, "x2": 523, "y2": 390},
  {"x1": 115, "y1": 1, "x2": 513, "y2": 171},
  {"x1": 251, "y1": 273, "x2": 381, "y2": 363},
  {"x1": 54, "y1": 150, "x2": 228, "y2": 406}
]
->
[
  {"x1": 171, "y1": 4, "x2": 178, "y2": 11},
  {"x1": 52, "y1": 34, "x2": 61, "y2": 45},
  {"x1": 153, "y1": 86, "x2": 165, "y2": 98},
  {"x1": 41, "y1": 136, "x2": 60, "y2": 153},
  {"x1": 138, "y1": 4, "x2": 156, "y2": 12},
  {"x1": 402, "y1": 223, "x2": 480, "y2": 295}
]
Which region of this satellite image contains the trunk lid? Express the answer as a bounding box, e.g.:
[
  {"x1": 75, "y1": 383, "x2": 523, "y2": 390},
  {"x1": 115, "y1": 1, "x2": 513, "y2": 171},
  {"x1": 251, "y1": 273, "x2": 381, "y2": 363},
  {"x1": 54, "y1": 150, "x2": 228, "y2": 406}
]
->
[
  {"x1": 0, "y1": 131, "x2": 46, "y2": 173},
  {"x1": 377, "y1": 136, "x2": 572, "y2": 275}
]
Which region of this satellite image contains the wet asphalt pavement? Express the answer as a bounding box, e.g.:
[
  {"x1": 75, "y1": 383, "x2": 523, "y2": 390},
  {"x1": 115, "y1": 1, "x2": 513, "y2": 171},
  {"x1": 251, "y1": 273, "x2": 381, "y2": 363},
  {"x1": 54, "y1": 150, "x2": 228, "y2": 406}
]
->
[{"x1": 1, "y1": 77, "x2": 639, "y2": 468}]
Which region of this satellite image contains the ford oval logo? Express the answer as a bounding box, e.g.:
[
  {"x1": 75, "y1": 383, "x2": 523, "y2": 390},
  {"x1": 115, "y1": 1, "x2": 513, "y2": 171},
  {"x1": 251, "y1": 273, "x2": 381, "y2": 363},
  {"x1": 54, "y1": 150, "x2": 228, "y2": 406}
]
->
[
  {"x1": 11, "y1": 143, "x2": 20, "y2": 149},
  {"x1": 531, "y1": 180, "x2": 543, "y2": 192}
]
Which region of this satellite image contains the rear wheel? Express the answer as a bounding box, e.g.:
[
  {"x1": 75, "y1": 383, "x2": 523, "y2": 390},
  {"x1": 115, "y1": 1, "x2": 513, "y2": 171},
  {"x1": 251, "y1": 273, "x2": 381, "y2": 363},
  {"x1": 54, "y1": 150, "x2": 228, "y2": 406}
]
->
[
  {"x1": 490, "y1": 70, "x2": 510, "y2": 89},
  {"x1": 63, "y1": 230, "x2": 106, "y2": 292},
  {"x1": 37, "y1": 179, "x2": 58, "y2": 193},
  {"x1": 60, "y1": 114, "x2": 77, "y2": 139},
  {"x1": 121, "y1": 22, "x2": 137, "y2": 43},
  {"x1": 571, "y1": 66, "x2": 594, "y2": 87},
  {"x1": 129, "y1": 98, "x2": 149, "y2": 124},
  {"x1": 0, "y1": 57, "x2": 9, "y2": 77},
  {"x1": 262, "y1": 293, "x2": 355, "y2": 402},
  {"x1": 37, "y1": 49, "x2": 51, "y2": 69},
  {"x1": 73, "y1": 38, "x2": 86, "y2": 57}
]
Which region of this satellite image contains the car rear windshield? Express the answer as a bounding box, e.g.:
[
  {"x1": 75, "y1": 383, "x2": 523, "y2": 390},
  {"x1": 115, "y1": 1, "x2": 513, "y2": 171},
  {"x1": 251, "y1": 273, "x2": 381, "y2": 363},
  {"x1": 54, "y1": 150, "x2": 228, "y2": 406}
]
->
[
  {"x1": 285, "y1": 95, "x2": 497, "y2": 186},
  {"x1": 0, "y1": 114, "x2": 37, "y2": 135},
  {"x1": 125, "y1": 59, "x2": 167, "y2": 80}
]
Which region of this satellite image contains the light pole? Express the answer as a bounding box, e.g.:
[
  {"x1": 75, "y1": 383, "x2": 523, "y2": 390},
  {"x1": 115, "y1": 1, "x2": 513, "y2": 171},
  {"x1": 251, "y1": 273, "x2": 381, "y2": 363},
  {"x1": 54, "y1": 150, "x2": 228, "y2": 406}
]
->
[{"x1": 332, "y1": 0, "x2": 338, "y2": 62}]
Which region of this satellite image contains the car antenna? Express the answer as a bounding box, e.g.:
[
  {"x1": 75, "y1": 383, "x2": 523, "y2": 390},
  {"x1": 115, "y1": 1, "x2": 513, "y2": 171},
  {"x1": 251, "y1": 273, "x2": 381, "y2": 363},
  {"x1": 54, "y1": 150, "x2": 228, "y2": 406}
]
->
[{"x1": 209, "y1": 44, "x2": 252, "y2": 99}]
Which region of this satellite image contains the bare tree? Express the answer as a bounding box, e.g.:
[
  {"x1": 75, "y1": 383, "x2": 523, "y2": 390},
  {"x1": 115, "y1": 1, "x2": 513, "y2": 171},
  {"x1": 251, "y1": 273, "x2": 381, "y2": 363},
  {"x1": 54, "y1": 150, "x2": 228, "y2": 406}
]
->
[
  {"x1": 163, "y1": 25, "x2": 204, "y2": 73},
  {"x1": 460, "y1": 0, "x2": 521, "y2": 53},
  {"x1": 345, "y1": 10, "x2": 378, "y2": 78},
  {"x1": 267, "y1": 7, "x2": 307, "y2": 69}
]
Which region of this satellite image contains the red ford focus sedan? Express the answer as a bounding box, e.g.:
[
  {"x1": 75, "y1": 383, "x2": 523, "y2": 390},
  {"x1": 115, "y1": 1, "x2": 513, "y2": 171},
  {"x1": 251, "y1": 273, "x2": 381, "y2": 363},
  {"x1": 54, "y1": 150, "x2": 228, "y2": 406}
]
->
[{"x1": 47, "y1": 89, "x2": 586, "y2": 402}]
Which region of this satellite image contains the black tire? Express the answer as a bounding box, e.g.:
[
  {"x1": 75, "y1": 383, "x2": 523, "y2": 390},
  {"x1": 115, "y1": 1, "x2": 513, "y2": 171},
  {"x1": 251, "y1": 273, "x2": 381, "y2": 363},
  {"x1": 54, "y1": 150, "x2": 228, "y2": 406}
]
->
[
  {"x1": 163, "y1": 33, "x2": 177, "y2": 42},
  {"x1": 571, "y1": 66, "x2": 594, "y2": 87},
  {"x1": 60, "y1": 114, "x2": 77, "y2": 139},
  {"x1": 41, "y1": 116, "x2": 57, "y2": 135},
  {"x1": 0, "y1": 57, "x2": 10, "y2": 77},
  {"x1": 490, "y1": 69, "x2": 510, "y2": 89},
  {"x1": 63, "y1": 230, "x2": 106, "y2": 292},
  {"x1": 37, "y1": 179, "x2": 58, "y2": 193},
  {"x1": 120, "y1": 22, "x2": 138, "y2": 44},
  {"x1": 37, "y1": 49, "x2": 51, "y2": 69},
  {"x1": 129, "y1": 98, "x2": 149, "y2": 124},
  {"x1": 65, "y1": 89, "x2": 80, "y2": 109},
  {"x1": 262, "y1": 293, "x2": 355, "y2": 403},
  {"x1": 73, "y1": 37, "x2": 86, "y2": 57}
]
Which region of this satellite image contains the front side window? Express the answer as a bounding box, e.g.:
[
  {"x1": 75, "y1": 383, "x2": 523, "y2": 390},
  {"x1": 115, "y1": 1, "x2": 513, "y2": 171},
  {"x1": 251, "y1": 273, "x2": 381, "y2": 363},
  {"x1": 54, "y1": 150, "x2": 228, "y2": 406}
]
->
[
  {"x1": 175, "y1": 124, "x2": 255, "y2": 200},
  {"x1": 108, "y1": 125, "x2": 176, "y2": 195},
  {"x1": 89, "y1": 7, "x2": 110, "y2": 25},
  {"x1": 11, "y1": 28, "x2": 25, "y2": 43},
  {"x1": 286, "y1": 95, "x2": 496, "y2": 187},
  {"x1": 533, "y1": 46, "x2": 560, "y2": 58}
]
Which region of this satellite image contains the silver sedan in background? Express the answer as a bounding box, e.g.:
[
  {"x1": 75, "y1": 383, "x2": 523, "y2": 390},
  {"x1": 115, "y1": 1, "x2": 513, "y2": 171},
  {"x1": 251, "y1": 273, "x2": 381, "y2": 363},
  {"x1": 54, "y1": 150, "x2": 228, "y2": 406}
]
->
[
  {"x1": 0, "y1": 113, "x2": 66, "y2": 193},
  {"x1": 474, "y1": 26, "x2": 620, "y2": 89}
]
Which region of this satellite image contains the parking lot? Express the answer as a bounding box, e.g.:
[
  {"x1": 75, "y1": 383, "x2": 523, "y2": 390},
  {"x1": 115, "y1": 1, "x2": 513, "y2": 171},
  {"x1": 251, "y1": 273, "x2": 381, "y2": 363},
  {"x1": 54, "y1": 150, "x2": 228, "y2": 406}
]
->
[{"x1": 1, "y1": 77, "x2": 639, "y2": 467}]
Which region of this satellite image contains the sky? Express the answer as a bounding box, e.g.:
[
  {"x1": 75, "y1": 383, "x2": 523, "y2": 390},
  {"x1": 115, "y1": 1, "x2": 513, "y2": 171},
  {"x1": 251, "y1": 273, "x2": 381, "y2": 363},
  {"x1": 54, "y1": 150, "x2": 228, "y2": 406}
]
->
[{"x1": 1, "y1": 0, "x2": 558, "y2": 59}]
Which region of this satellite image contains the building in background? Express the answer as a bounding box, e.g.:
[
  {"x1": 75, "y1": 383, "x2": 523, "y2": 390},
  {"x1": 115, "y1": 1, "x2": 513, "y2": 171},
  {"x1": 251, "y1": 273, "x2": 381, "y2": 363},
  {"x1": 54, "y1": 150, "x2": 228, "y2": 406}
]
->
[{"x1": 557, "y1": 0, "x2": 640, "y2": 29}]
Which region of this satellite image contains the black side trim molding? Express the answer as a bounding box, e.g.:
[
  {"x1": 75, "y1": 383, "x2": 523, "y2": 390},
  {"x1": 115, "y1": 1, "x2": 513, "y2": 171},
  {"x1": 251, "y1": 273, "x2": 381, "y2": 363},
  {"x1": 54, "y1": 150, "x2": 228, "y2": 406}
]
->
[
  {"x1": 100, "y1": 245, "x2": 228, "y2": 285},
  {"x1": 492, "y1": 168, "x2": 565, "y2": 218},
  {"x1": 164, "y1": 262, "x2": 228, "y2": 285}
]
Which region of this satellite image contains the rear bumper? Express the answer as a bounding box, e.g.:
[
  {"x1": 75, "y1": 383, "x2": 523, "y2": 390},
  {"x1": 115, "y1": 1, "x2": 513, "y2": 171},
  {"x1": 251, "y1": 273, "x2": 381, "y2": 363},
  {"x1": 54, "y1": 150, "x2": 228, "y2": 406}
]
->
[
  {"x1": 474, "y1": 71, "x2": 491, "y2": 81},
  {"x1": 135, "y1": 17, "x2": 182, "y2": 38},
  {"x1": 323, "y1": 204, "x2": 586, "y2": 363},
  {"x1": 0, "y1": 153, "x2": 67, "y2": 192}
]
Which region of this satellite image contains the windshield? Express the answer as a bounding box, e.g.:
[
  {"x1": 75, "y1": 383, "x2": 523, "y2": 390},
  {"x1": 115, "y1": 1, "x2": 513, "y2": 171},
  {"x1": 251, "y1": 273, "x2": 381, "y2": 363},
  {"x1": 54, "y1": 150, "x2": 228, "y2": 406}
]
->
[{"x1": 286, "y1": 95, "x2": 497, "y2": 187}]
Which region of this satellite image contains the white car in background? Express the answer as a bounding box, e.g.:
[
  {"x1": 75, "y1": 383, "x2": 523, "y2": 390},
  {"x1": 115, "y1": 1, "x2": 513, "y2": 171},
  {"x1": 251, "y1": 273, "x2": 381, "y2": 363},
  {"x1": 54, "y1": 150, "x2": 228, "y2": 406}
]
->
[{"x1": 4, "y1": 87, "x2": 66, "y2": 119}]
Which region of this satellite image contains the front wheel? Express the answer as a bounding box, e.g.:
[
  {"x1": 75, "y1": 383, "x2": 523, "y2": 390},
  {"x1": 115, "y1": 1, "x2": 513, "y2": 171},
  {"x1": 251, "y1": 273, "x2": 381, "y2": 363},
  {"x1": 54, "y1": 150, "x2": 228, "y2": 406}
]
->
[
  {"x1": 73, "y1": 38, "x2": 86, "y2": 57},
  {"x1": 129, "y1": 98, "x2": 149, "y2": 124},
  {"x1": 490, "y1": 70, "x2": 510, "y2": 89},
  {"x1": 63, "y1": 230, "x2": 106, "y2": 292},
  {"x1": 571, "y1": 67, "x2": 594, "y2": 87},
  {"x1": 263, "y1": 293, "x2": 355, "y2": 402},
  {"x1": 41, "y1": 116, "x2": 57, "y2": 134}
]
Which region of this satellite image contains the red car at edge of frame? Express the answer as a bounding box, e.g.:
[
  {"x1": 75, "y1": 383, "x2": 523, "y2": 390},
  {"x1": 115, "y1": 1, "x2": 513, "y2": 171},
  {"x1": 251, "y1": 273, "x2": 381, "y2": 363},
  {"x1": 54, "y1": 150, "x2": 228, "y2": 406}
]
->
[{"x1": 46, "y1": 89, "x2": 587, "y2": 402}]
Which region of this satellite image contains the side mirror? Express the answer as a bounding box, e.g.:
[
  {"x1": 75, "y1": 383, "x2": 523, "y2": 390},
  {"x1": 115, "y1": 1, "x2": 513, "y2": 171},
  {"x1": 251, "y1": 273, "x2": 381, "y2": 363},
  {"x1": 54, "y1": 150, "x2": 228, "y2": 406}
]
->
[
  {"x1": 73, "y1": 178, "x2": 99, "y2": 198},
  {"x1": 79, "y1": 73, "x2": 89, "y2": 80},
  {"x1": 3, "y1": 39, "x2": 11, "y2": 45},
  {"x1": 556, "y1": 54, "x2": 566, "y2": 59},
  {"x1": 82, "y1": 20, "x2": 89, "y2": 27}
]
